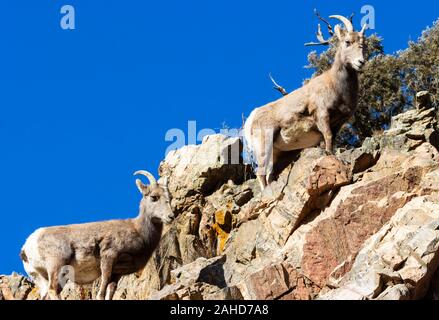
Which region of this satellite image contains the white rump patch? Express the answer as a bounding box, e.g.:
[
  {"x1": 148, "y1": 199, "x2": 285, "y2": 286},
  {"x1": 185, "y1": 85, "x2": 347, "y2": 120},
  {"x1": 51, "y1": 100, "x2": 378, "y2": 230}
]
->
[{"x1": 22, "y1": 228, "x2": 45, "y2": 277}]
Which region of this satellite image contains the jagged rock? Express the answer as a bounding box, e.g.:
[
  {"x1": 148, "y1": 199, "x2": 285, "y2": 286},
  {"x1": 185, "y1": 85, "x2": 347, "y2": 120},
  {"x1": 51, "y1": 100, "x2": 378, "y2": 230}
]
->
[
  {"x1": 307, "y1": 155, "x2": 352, "y2": 196},
  {"x1": 320, "y1": 193, "x2": 439, "y2": 300},
  {"x1": 149, "y1": 256, "x2": 243, "y2": 300},
  {"x1": 337, "y1": 147, "x2": 380, "y2": 174},
  {"x1": 170, "y1": 255, "x2": 227, "y2": 288},
  {"x1": 61, "y1": 282, "x2": 97, "y2": 300},
  {"x1": 256, "y1": 148, "x2": 352, "y2": 247},
  {"x1": 158, "y1": 134, "x2": 252, "y2": 215},
  {"x1": 236, "y1": 262, "x2": 320, "y2": 300},
  {"x1": 230, "y1": 143, "x2": 439, "y2": 300},
  {"x1": 0, "y1": 274, "x2": 39, "y2": 300},
  {"x1": 150, "y1": 282, "x2": 243, "y2": 300},
  {"x1": 151, "y1": 149, "x2": 355, "y2": 299},
  {"x1": 287, "y1": 143, "x2": 439, "y2": 291},
  {"x1": 199, "y1": 179, "x2": 259, "y2": 256},
  {"x1": 365, "y1": 102, "x2": 438, "y2": 153}
]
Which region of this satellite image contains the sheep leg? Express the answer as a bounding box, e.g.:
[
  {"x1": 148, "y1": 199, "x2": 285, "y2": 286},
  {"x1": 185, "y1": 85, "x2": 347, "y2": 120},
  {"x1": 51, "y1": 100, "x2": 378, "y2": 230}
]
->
[
  {"x1": 254, "y1": 127, "x2": 275, "y2": 189},
  {"x1": 255, "y1": 144, "x2": 268, "y2": 190},
  {"x1": 317, "y1": 111, "x2": 333, "y2": 154},
  {"x1": 105, "y1": 282, "x2": 117, "y2": 300},
  {"x1": 96, "y1": 257, "x2": 114, "y2": 300},
  {"x1": 47, "y1": 266, "x2": 62, "y2": 300},
  {"x1": 105, "y1": 275, "x2": 121, "y2": 300},
  {"x1": 34, "y1": 275, "x2": 49, "y2": 300},
  {"x1": 257, "y1": 175, "x2": 267, "y2": 190}
]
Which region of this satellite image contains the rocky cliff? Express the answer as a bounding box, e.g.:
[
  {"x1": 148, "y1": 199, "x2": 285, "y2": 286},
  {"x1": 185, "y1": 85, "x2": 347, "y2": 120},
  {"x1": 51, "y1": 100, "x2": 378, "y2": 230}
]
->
[{"x1": 2, "y1": 93, "x2": 439, "y2": 300}]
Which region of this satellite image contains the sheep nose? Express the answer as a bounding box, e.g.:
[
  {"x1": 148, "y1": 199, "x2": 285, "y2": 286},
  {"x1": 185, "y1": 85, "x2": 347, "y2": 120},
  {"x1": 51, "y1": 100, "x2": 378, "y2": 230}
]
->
[{"x1": 358, "y1": 59, "x2": 365, "y2": 65}]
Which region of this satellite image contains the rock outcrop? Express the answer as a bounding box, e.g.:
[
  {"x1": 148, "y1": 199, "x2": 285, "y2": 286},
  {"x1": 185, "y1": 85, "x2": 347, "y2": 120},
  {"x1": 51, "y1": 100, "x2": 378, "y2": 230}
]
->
[
  {"x1": 320, "y1": 194, "x2": 439, "y2": 300},
  {"x1": 2, "y1": 95, "x2": 439, "y2": 300}
]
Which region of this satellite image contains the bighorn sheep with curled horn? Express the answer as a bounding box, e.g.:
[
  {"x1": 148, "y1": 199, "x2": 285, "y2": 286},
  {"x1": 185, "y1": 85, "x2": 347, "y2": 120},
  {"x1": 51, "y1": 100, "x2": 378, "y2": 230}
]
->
[
  {"x1": 244, "y1": 14, "x2": 368, "y2": 189},
  {"x1": 20, "y1": 170, "x2": 174, "y2": 300}
]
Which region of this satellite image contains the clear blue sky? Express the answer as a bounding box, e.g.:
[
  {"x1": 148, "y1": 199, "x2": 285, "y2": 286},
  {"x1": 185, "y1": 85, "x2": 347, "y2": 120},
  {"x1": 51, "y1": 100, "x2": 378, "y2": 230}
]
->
[{"x1": 1, "y1": 0, "x2": 437, "y2": 274}]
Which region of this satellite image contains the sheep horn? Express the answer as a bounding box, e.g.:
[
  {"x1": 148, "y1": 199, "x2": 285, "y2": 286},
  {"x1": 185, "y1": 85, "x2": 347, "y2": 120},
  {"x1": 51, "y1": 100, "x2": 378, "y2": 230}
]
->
[
  {"x1": 359, "y1": 23, "x2": 368, "y2": 35},
  {"x1": 134, "y1": 170, "x2": 157, "y2": 185},
  {"x1": 329, "y1": 15, "x2": 354, "y2": 33}
]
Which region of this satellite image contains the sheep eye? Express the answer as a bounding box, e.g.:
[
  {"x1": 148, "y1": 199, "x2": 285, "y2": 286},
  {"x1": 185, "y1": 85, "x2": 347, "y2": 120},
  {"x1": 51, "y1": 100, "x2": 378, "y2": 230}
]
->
[{"x1": 150, "y1": 195, "x2": 160, "y2": 202}]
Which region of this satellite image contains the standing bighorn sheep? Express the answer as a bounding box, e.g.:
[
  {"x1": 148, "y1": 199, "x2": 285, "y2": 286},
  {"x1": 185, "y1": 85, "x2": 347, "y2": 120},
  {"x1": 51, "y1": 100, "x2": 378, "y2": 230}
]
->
[
  {"x1": 244, "y1": 14, "x2": 368, "y2": 189},
  {"x1": 20, "y1": 170, "x2": 174, "y2": 300}
]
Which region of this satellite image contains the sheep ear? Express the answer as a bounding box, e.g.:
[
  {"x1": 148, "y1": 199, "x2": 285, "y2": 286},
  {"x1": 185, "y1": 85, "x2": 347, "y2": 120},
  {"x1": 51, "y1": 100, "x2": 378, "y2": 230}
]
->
[
  {"x1": 135, "y1": 179, "x2": 149, "y2": 194},
  {"x1": 334, "y1": 24, "x2": 344, "y2": 41}
]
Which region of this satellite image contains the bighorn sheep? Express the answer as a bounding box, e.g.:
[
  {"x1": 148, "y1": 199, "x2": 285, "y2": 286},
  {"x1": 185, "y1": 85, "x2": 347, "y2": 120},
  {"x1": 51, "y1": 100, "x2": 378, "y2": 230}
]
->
[
  {"x1": 20, "y1": 170, "x2": 174, "y2": 300},
  {"x1": 244, "y1": 14, "x2": 368, "y2": 189}
]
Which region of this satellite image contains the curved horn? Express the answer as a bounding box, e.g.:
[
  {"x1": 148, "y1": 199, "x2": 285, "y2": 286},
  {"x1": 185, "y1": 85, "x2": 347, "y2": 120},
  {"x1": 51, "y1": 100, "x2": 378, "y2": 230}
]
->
[
  {"x1": 134, "y1": 170, "x2": 157, "y2": 185},
  {"x1": 329, "y1": 15, "x2": 354, "y2": 33},
  {"x1": 359, "y1": 23, "x2": 368, "y2": 35}
]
